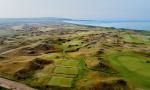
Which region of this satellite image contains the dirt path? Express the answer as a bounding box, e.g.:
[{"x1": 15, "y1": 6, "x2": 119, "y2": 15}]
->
[
  {"x1": 0, "y1": 41, "x2": 42, "y2": 55},
  {"x1": 0, "y1": 77, "x2": 36, "y2": 90}
]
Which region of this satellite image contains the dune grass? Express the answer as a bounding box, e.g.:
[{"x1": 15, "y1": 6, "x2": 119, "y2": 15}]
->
[{"x1": 48, "y1": 76, "x2": 74, "y2": 87}]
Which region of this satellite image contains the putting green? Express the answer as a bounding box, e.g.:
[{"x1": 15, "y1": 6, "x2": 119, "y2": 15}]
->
[
  {"x1": 108, "y1": 52, "x2": 150, "y2": 90},
  {"x1": 54, "y1": 66, "x2": 78, "y2": 75}
]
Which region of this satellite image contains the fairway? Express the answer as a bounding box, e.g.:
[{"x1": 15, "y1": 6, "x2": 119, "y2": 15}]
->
[
  {"x1": 123, "y1": 34, "x2": 150, "y2": 44},
  {"x1": 108, "y1": 52, "x2": 150, "y2": 90},
  {"x1": 54, "y1": 66, "x2": 78, "y2": 75},
  {"x1": 56, "y1": 60, "x2": 79, "y2": 67},
  {"x1": 123, "y1": 34, "x2": 142, "y2": 43}
]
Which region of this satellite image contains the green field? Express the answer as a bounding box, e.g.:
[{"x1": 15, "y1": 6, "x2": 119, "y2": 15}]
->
[
  {"x1": 54, "y1": 66, "x2": 78, "y2": 75},
  {"x1": 123, "y1": 34, "x2": 144, "y2": 44},
  {"x1": 123, "y1": 34, "x2": 150, "y2": 44},
  {"x1": 107, "y1": 52, "x2": 150, "y2": 90},
  {"x1": 48, "y1": 60, "x2": 80, "y2": 87},
  {"x1": 62, "y1": 39, "x2": 85, "y2": 52},
  {"x1": 48, "y1": 76, "x2": 73, "y2": 87},
  {"x1": 56, "y1": 60, "x2": 79, "y2": 67}
]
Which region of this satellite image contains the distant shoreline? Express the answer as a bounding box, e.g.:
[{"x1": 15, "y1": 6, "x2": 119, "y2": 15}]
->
[
  {"x1": 64, "y1": 20, "x2": 150, "y2": 31},
  {"x1": 0, "y1": 17, "x2": 149, "y2": 32}
]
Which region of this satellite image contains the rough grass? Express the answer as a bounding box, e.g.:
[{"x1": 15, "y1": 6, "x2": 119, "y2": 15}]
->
[
  {"x1": 48, "y1": 76, "x2": 74, "y2": 87},
  {"x1": 62, "y1": 39, "x2": 85, "y2": 52},
  {"x1": 77, "y1": 78, "x2": 129, "y2": 90},
  {"x1": 62, "y1": 39, "x2": 83, "y2": 46},
  {"x1": 107, "y1": 51, "x2": 150, "y2": 90},
  {"x1": 39, "y1": 53, "x2": 63, "y2": 60}
]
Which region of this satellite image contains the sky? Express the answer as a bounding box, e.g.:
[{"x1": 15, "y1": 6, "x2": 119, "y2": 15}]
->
[{"x1": 0, "y1": 0, "x2": 150, "y2": 19}]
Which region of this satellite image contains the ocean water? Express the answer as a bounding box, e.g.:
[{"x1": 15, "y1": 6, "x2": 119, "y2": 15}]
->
[{"x1": 65, "y1": 20, "x2": 150, "y2": 31}]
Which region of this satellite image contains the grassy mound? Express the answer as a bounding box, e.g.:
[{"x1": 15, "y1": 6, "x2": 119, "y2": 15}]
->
[
  {"x1": 14, "y1": 58, "x2": 54, "y2": 79},
  {"x1": 78, "y1": 78, "x2": 129, "y2": 90}
]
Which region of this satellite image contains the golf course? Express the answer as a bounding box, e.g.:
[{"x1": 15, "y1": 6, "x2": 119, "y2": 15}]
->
[
  {"x1": 0, "y1": 23, "x2": 150, "y2": 90},
  {"x1": 107, "y1": 51, "x2": 150, "y2": 90}
]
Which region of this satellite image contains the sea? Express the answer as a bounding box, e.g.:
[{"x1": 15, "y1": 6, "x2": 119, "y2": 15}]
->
[
  {"x1": 64, "y1": 20, "x2": 150, "y2": 31},
  {"x1": 0, "y1": 18, "x2": 150, "y2": 31}
]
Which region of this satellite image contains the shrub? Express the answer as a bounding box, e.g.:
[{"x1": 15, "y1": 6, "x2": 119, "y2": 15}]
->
[
  {"x1": 14, "y1": 68, "x2": 33, "y2": 79},
  {"x1": 146, "y1": 60, "x2": 150, "y2": 63},
  {"x1": 0, "y1": 55, "x2": 6, "y2": 59},
  {"x1": 97, "y1": 49, "x2": 105, "y2": 55},
  {"x1": 29, "y1": 58, "x2": 54, "y2": 70},
  {"x1": 33, "y1": 58, "x2": 54, "y2": 65}
]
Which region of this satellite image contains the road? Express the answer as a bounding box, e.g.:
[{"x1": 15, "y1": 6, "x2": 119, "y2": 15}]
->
[{"x1": 0, "y1": 77, "x2": 36, "y2": 90}]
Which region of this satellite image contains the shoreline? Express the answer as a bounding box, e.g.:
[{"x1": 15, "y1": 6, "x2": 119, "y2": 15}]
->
[{"x1": 63, "y1": 20, "x2": 150, "y2": 32}]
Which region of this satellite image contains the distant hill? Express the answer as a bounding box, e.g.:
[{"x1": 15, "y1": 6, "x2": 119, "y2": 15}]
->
[{"x1": 0, "y1": 17, "x2": 71, "y2": 25}]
